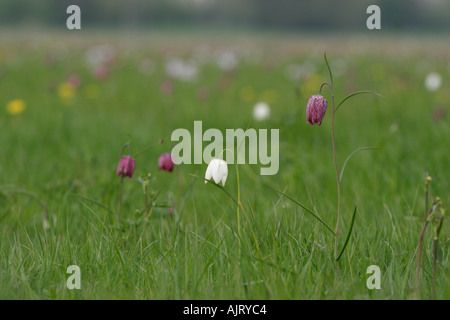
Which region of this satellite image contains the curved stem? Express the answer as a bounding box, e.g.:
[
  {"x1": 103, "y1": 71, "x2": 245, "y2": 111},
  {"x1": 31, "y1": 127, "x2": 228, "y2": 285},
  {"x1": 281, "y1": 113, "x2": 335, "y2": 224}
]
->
[
  {"x1": 120, "y1": 143, "x2": 131, "y2": 157},
  {"x1": 218, "y1": 148, "x2": 233, "y2": 161},
  {"x1": 319, "y1": 82, "x2": 332, "y2": 95}
]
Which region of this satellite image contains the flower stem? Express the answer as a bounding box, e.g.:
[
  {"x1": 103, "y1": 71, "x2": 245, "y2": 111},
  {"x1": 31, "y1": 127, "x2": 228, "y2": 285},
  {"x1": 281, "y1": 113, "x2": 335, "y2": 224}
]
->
[
  {"x1": 236, "y1": 163, "x2": 241, "y2": 256},
  {"x1": 432, "y1": 218, "x2": 443, "y2": 298},
  {"x1": 331, "y1": 92, "x2": 341, "y2": 262},
  {"x1": 321, "y1": 82, "x2": 341, "y2": 262},
  {"x1": 416, "y1": 220, "x2": 429, "y2": 290},
  {"x1": 118, "y1": 175, "x2": 124, "y2": 223},
  {"x1": 416, "y1": 179, "x2": 431, "y2": 291},
  {"x1": 144, "y1": 183, "x2": 149, "y2": 215},
  {"x1": 432, "y1": 238, "x2": 438, "y2": 298}
]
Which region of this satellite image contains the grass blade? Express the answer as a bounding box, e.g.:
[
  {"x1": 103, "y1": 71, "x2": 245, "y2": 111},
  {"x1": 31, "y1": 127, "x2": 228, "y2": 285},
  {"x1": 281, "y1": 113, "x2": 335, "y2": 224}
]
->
[
  {"x1": 336, "y1": 206, "x2": 357, "y2": 262},
  {"x1": 336, "y1": 90, "x2": 381, "y2": 112},
  {"x1": 275, "y1": 188, "x2": 335, "y2": 236},
  {"x1": 68, "y1": 193, "x2": 116, "y2": 216}
]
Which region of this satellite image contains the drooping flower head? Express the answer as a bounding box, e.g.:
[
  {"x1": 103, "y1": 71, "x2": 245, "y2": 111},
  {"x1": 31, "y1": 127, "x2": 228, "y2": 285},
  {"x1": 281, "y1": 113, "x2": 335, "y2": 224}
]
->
[
  {"x1": 158, "y1": 153, "x2": 175, "y2": 172},
  {"x1": 306, "y1": 94, "x2": 327, "y2": 125},
  {"x1": 117, "y1": 155, "x2": 135, "y2": 178},
  {"x1": 205, "y1": 158, "x2": 228, "y2": 186}
]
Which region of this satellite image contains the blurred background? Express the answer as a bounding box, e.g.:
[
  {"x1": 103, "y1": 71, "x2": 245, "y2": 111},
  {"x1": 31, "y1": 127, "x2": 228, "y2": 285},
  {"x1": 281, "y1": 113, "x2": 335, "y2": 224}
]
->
[
  {"x1": 0, "y1": 0, "x2": 449, "y2": 300},
  {"x1": 0, "y1": 0, "x2": 449, "y2": 32},
  {"x1": 0, "y1": 0, "x2": 448, "y2": 213}
]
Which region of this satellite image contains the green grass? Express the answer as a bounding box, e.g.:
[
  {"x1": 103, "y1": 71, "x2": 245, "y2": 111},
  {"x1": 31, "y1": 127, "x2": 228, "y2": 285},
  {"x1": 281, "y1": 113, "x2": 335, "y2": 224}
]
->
[{"x1": 0, "y1": 31, "x2": 449, "y2": 299}]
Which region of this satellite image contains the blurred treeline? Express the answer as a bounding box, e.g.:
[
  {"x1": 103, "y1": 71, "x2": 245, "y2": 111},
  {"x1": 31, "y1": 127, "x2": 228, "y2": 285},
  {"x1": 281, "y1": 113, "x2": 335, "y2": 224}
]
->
[{"x1": 1, "y1": 0, "x2": 449, "y2": 31}]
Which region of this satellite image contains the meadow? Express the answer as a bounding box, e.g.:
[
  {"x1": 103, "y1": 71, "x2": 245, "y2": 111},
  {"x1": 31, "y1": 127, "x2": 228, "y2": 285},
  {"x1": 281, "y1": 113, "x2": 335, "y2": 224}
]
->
[{"x1": 0, "y1": 30, "x2": 448, "y2": 299}]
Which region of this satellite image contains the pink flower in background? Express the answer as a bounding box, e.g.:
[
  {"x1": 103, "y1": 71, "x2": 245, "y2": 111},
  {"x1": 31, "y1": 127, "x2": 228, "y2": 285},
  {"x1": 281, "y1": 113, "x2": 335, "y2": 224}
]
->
[
  {"x1": 94, "y1": 66, "x2": 108, "y2": 79},
  {"x1": 68, "y1": 75, "x2": 81, "y2": 88},
  {"x1": 197, "y1": 86, "x2": 209, "y2": 100},
  {"x1": 158, "y1": 153, "x2": 175, "y2": 172},
  {"x1": 306, "y1": 94, "x2": 328, "y2": 125},
  {"x1": 117, "y1": 156, "x2": 135, "y2": 178},
  {"x1": 432, "y1": 107, "x2": 446, "y2": 122},
  {"x1": 217, "y1": 76, "x2": 231, "y2": 92},
  {"x1": 160, "y1": 80, "x2": 173, "y2": 96}
]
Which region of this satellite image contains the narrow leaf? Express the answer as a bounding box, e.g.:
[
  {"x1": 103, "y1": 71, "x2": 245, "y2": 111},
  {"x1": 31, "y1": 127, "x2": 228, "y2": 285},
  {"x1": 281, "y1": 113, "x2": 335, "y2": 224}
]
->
[
  {"x1": 336, "y1": 90, "x2": 381, "y2": 112},
  {"x1": 275, "y1": 189, "x2": 335, "y2": 236},
  {"x1": 340, "y1": 147, "x2": 377, "y2": 182},
  {"x1": 324, "y1": 52, "x2": 333, "y2": 87},
  {"x1": 207, "y1": 180, "x2": 239, "y2": 205},
  {"x1": 336, "y1": 206, "x2": 357, "y2": 262},
  {"x1": 68, "y1": 193, "x2": 115, "y2": 216}
]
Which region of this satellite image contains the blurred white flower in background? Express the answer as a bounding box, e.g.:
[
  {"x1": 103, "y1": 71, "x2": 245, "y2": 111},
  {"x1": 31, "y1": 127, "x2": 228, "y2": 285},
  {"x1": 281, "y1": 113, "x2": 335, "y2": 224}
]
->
[
  {"x1": 300, "y1": 61, "x2": 316, "y2": 77},
  {"x1": 253, "y1": 102, "x2": 270, "y2": 121},
  {"x1": 284, "y1": 64, "x2": 302, "y2": 81},
  {"x1": 424, "y1": 72, "x2": 442, "y2": 91},
  {"x1": 166, "y1": 58, "x2": 198, "y2": 82},
  {"x1": 390, "y1": 122, "x2": 399, "y2": 133},
  {"x1": 284, "y1": 61, "x2": 316, "y2": 81},
  {"x1": 217, "y1": 50, "x2": 238, "y2": 71},
  {"x1": 85, "y1": 45, "x2": 115, "y2": 68}
]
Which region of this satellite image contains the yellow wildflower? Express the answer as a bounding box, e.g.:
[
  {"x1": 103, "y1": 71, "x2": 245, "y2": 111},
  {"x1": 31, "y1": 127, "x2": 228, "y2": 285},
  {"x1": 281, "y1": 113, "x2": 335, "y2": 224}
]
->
[
  {"x1": 6, "y1": 99, "x2": 25, "y2": 115},
  {"x1": 83, "y1": 84, "x2": 100, "y2": 99},
  {"x1": 239, "y1": 86, "x2": 255, "y2": 102},
  {"x1": 260, "y1": 89, "x2": 278, "y2": 104},
  {"x1": 304, "y1": 74, "x2": 323, "y2": 95},
  {"x1": 58, "y1": 82, "x2": 75, "y2": 99}
]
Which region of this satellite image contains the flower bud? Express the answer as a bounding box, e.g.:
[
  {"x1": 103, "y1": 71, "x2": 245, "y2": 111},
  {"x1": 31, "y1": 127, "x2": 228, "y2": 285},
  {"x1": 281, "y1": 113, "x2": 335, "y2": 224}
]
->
[
  {"x1": 205, "y1": 158, "x2": 228, "y2": 186},
  {"x1": 306, "y1": 94, "x2": 327, "y2": 125},
  {"x1": 117, "y1": 156, "x2": 135, "y2": 178},
  {"x1": 158, "y1": 153, "x2": 175, "y2": 172}
]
